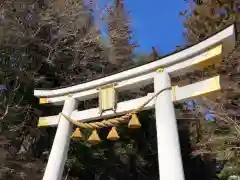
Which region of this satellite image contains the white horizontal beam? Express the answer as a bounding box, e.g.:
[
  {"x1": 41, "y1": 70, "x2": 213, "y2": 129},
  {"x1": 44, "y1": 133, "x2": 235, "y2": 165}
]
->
[
  {"x1": 38, "y1": 76, "x2": 221, "y2": 127},
  {"x1": 174, "y1": 75, "x2": 220, "y2": 102},
  {"x1": 38, "y1": 44, "x2": 223, "y2": 105},
  {"x1": 34, "y1": 25, "x2": 235, "y2": 98},
  {"x1": 167, "y1": 44, "x2": 222, "y2": 77}
]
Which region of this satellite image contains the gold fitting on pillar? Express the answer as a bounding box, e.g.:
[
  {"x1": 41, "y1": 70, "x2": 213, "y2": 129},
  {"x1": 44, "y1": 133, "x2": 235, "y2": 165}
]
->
[
  {"x1": 128, "y1": 114, "x2": 141, "y2": 129},
  {"x1": 68, "y1": 93, "x2": 73, "y2": 97},
  {"x1": 107, "y1": 127, "x2": 120, "y2": 141},
  {"x1": 156, "y1": 68, "x2": 164, "y2": 72}
]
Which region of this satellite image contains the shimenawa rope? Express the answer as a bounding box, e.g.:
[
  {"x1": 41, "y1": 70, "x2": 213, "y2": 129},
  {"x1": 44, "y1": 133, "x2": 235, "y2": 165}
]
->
[{"x1": 60, "y1": 86, "x2": 173, "y2": 129}]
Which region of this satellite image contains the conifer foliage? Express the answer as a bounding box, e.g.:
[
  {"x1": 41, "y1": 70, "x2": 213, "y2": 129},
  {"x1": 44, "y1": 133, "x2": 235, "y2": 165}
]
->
[
  {"x1": 0, "y1": 0, "x2": 137, "y2": 179},
  {"x1": 180, "y1": 0, "x2": 240, "y2": 178},
  {"x1": 0, "y1": 0, "x2": 239, "y2": 179}
]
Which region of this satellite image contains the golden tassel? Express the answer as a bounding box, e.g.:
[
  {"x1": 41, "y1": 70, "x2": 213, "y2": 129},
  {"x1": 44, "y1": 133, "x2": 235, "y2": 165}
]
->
[
  {"x1": 71, "y1": 128, "x2": 83, "y2": 141},
  {"x1": 107, "y1": 127, "x2": 120, "y2": 141},
  {"x1": 128, "y1": 113, "x2": 141, "y2": 129},
  {"x1": 88, "y1": 129, "x2": 101, "y2": 144}
]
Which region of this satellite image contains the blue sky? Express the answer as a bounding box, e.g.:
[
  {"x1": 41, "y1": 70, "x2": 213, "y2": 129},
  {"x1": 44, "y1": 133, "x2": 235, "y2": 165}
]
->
[
  {"x1": 91, "y1": 0, "x2": 214, "y2": 120},
  {"x1": 94, "y1": 0, "x2": 189, "y2": 55},
  {"x1": 125, "y1": 0, "x2": 188, "y2": 54}
]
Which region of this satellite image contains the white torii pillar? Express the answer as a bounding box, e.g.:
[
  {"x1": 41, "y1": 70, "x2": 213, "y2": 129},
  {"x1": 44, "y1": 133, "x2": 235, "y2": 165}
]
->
[
  {"x1": 154, "y1": 71, "x2": 185, "y2": 180},
  {"x1": 34, "y1": 24, "x2": 235, "y2": 180},
  {"x1": 42, "y1": 98, "x2": 78, "y2": 180}
]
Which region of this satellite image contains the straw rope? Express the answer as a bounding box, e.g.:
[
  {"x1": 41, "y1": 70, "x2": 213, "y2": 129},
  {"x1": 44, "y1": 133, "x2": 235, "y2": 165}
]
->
[{"x1": 60, "y1": 86, "x2": 173, "y2": 129}]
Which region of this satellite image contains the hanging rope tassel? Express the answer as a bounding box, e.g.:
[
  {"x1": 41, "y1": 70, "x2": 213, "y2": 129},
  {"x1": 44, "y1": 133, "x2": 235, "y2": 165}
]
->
[
  {"x1": 72, "y1": 128, "x2": 83, "y2": 141},
  {"x1": 107, "y1": 127, "x2": 120, "y2": 141},
  {"x1": 128, "y1": 113, "x2": 141, "y2": 129},
  {"x1": 59, "y1": 86, "x2": 171, "y2": 144},
  {"x1": 88, "y1": 129, "x2": 101, "y2": 144}
]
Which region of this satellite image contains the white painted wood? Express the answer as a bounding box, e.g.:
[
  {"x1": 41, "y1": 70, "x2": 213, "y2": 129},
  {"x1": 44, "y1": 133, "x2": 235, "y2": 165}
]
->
[
  {"x1": 36, "y1": 25, "x2": 235, "y2": 180},
  {"x1": 37, "y1": 93, "x2": 155, "y2": 127},
  {"x1": 38, "y1": 76, "x2": 221, "y2": 126},
  {"x1": 154, "y1": 71, "x2": 185, "y2": 180},
  {"x1": 34, "y1": 25, "x2": 235, "y2": 98},
  {"x1": 42, "y1": 98, "x2": 78, "y2": 180},
  {"x1": 71, "y1": 93, "x2": 155, "y2": 122},
  {"x1": 166, "y1": 44, "x2": 222, "y2": 77},
  {"x1": 175, "y1": 75, "x2": 220, "y2": 101},
  {"x1": 39, "y1": 44, "x2": 223, "y2": 105}
]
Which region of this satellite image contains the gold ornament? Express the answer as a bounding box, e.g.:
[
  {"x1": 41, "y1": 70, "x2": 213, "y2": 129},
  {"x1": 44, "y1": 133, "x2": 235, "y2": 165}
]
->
[
  {"x1": 88, "y1": 129, "x2": 101, "y2": 144},
  {"x1": 71, "y1": 128, "x2": 83, "y2": 141},
  {"x1": 128, "y1": 114, "x2": 141, "y2": 129},
  {"x1": 107, "y1": 127, "x2": 120, "y2": 141}
]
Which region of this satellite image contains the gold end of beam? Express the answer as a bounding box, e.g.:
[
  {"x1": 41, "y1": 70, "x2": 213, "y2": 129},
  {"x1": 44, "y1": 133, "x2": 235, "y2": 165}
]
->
[{"x1": 39, "y1": 98, "x2": 48, "y2": 104}]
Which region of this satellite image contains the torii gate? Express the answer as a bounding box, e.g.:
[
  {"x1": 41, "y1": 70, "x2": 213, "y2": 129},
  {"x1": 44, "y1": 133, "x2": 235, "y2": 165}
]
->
[{"x1": 34, "y1": 25, "x2": 236, "y2": 180}]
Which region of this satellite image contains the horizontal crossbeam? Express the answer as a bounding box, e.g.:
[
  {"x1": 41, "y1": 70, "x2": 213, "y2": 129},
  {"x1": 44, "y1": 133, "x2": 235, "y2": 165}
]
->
[
  {"x1": 38, "y1": 76, "x2": 221, "y2": 127},
  {"x1": 34, "y1": 25, "x2": 235, "y2": 101},
  {"x1": 38, "y1": 44, "x2": 223, "y2": 105}
]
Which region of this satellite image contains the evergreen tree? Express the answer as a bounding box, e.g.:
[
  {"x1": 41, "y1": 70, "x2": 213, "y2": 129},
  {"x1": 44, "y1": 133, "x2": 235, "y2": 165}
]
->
[
  {"x1": 0, "y1": 0, "x2": 135, "y2": 179},
  {"x1": 180, "y1": 0, "x2": 240, "y2": 178},
  {"x1": 1, "y1": 0, "x2": 231, "y2": 179}
]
